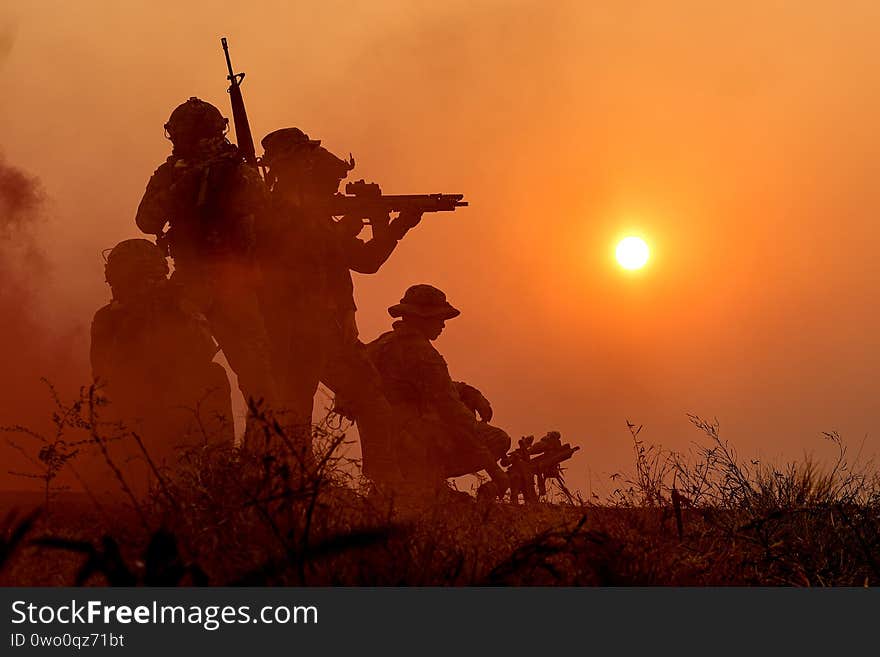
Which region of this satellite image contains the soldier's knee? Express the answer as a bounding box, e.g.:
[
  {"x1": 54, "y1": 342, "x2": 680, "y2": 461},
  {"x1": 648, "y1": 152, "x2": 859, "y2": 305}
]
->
[{"x1": 483, "y1": 426, "x2": 511, "y2": 458}]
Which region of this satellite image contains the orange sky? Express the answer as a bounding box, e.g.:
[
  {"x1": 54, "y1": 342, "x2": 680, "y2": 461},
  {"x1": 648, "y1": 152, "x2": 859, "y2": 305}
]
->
[{"x1": 2, "y1": 1, "x2": 879, "y2": 494}]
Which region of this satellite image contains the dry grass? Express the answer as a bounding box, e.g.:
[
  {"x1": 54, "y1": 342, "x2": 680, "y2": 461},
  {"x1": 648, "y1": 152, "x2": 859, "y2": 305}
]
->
[{"x1": 1, "y1": 387, "x2": 878, "y2": 586}]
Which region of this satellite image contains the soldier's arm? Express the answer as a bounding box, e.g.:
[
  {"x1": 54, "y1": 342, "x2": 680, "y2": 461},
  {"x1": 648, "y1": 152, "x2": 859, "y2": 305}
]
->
[
  {"x1": 454, "y1": 381, "x2": 493, "y2": 422},
  {"x1": 344, "y1": 219, "x2": 397, "y2": 274},
  {"x1": 345, "y1": 210, "x2": 423, "y2": 274},
  {"x1": 240, "y1": 164, "x2": 269, "y2": 211},
  {"x1": 231, "y1": 164, "x2": 270, "y2": 253},
  {"x1": 397, "y1": 340, "x2": 503, "y2": 482},
  {"x1": 415, "y1": 347, "x2": 490, "y2": 444},
  {"x1": 135, "y1": 162, "x2": 175, "y2": 235}
]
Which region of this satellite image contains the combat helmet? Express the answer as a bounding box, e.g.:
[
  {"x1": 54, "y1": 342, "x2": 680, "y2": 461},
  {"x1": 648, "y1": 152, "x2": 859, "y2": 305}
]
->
[
  {"x1": 388, "y1": 284, "x2": 461, "y2": 320},
  {"x1": 164, "y1": 97, "x2": 229, "y2": 144},
  {"x1": 261, "y1": 127, "x2": 321, "y2": 166},
  {"x1": 261, "y1": 127, "x2": 354, "y2": 182},
  {"x1": 104, "y1": 239, "x2": 169, "y2": 287}
]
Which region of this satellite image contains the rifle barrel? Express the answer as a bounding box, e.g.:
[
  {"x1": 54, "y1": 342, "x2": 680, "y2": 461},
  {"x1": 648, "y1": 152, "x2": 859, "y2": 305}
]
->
[
  {"x1": 221, "y1": 37, "x2": 235, "y2": 80},
  {"x1": 324, "y1": 193, "x2": 468, "y2": 218},
  {"x1": 219, "y1": 37, "x2": 257, "y2": 168}
]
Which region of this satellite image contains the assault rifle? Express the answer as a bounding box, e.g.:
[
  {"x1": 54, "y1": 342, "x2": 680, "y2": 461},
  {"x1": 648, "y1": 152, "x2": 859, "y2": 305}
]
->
[
  {"x1": 501, "y1": 432, "x2": 580, "y2": 504},
  {"x1": 221, "y1": 37, "x2": 257, "y2": 168},
  {"x1": 321, "y1": 179, "x2": 467, "y2": 222}
]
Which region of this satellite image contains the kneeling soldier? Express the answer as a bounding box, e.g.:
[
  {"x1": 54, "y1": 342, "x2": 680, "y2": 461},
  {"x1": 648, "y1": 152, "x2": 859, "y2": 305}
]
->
[
  {"x1": 90, "y1": 239, "x2": 234, "y2": 489},
  {"x1": 365, "y1": 285, "x2": 511, "y2": 495}
]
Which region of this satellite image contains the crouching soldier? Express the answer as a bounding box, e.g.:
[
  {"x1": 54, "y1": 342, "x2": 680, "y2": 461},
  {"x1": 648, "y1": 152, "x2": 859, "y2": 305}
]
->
[
  {"x1": 90, "y1": 239, "x2": 234, "y2": 489},
  {"x1": 365, "y1": 285, "x2": 511, "y2": 496}
]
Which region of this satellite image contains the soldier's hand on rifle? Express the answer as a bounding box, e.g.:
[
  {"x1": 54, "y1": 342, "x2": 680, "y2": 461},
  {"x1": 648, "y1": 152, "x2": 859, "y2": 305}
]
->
[
  {"x1": 456, "y1": 381, "x2": 493, "y2": 422},
  {"x1": 369, "y1": 211, "x2": 392, "y2": 230},
  {"x1": 389, "y1": 210, "x2": 423, "y2": 240},
  {"x1": 474, "y1": 397, "x2": 493, "y2": 423},
  {"x1": 397, "y1": 209, "x2": 423, "y2": 229},
  {"x1": 338, "y1": 214, "x2": 366, "y2": 238}
]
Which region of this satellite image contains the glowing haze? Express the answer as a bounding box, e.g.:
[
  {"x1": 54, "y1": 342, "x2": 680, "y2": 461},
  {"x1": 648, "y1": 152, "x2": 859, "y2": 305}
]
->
[{"x1": 2, "y1": 1, "x2": 879, "y2": 493}]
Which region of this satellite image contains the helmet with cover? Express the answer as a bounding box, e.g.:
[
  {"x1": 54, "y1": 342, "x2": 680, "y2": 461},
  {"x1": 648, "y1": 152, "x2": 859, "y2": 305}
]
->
[
  {"x1": 104, "y1": 239, "x2": 169, "y2": 299},
  {"x1": 164, "y1": 97, "x2": 229, "y2": 150}
]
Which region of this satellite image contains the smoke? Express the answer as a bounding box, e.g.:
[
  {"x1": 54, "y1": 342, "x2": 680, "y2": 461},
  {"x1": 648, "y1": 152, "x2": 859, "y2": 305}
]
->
[
  {"x1": 0, "y1": 22, "x2": 15, "y2": 65},
  {"x1": 0, "y1": 154, "x2": 88, "y2": 487},
  {"x1": 0, "y1": 18, "x2": 18, "y2": 71},
  {"x1": 0, "y1": 154, "x2": 49, "y2": 344}
]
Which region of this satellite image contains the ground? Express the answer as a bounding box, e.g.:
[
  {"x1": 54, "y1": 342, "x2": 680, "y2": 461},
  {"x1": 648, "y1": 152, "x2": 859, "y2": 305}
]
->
[{"x1": 2, "y1": 397, "x2": 878, "y2": 586}]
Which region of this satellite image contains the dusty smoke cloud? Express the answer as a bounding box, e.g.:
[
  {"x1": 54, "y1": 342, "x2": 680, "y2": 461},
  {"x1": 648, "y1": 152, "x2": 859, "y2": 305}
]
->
[
  {"x1": 0, "y1": 155, "x2": 55, "y2": 386},
  {"x1": 0, "y1": 154, "x2": 87, "y2": 486},
  {"x1": 0, "y1": 22, "x2": 15, "y2": 65},
  {"x1": 0, "y1": 153, "x2": 46, "y2": 319},
  {"x1": 0, "y1": 155, "x2": 43, "y2": 237}
]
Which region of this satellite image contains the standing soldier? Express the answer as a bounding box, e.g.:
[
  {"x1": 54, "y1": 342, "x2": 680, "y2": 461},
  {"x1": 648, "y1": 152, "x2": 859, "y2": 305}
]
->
[
  {"x1": 135, "y1": 98, "x2": 278, "y2": 433},
  {"x1": 90, "y1": 239, "x2": 234, "y2": 490},
  {"x1": 365, "y1": 285, "x2": 511, "y2": 496},
  {"x1": 258, "y1": 128, "x2": 422, "y2": 487}
]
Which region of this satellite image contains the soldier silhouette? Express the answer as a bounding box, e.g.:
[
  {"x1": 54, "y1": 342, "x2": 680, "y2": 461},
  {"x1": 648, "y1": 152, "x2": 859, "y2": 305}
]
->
[
  {"x1": 135, "y1": 98, "x2": 278, "y2": 439},
  {"x1": 258, "y1": 127, "x2": 423, "y2": 487},
  {"x1": 90, "y1": 239, "x2": 234, "y2": 491},
  {"x1": 365, "y1": 285, "x2": 511, "y2": 496}
]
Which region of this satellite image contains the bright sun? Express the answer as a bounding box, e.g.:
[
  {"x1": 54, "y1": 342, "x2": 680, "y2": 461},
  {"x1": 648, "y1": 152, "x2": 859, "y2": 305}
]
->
[{"x1": 616, "y1": 236, "x2": 650, "y2": 270}]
